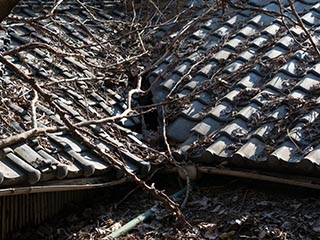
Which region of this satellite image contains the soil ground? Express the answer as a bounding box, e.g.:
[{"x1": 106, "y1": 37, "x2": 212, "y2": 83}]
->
[{"x1": 15, "y1": 174, "x2": 320, "y2": 240}]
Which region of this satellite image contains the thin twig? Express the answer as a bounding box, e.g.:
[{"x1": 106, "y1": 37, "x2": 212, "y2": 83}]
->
[
  {"x1": 161, "y1": 106, "x2": 191, "y2": 211},
  {"x1": 46, "y1": 76, "x2": 114, "y2": 86},
  {"x1": 50, "y1": 0, "x2": 65, "y2": 15},
  {"x1": 82, "y1": 51, "x2": 148, "y2": 70},
  {"x1": 2, "y1": 42, "x2": 81, "y2": 57},
  {"x1": 30, "y1": 90, "x2": 38, "y2": 129},
  {"x1": 75, "y1": 0, "x2": 98, "y2": 21},
  {"x1": 114, "y1": 167, "x2": 163, "y2": 208},
  {"x1": 287, "y1": 0, "x2": 320, "y2": 56},
  {"x1": 147, "y1": 0, "x2": 164, "y2": 19},
  {"x1": 168, "y1": 56, "x2": 206, "y2": 97},
  {"x1": 276, "y1": 0, "x2": 305, "y2": 49}
]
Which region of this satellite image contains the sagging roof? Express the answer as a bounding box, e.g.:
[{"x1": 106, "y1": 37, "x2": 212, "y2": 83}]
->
[
  {"x1": 0, "y1": 1, "x2": 151, "y2": 187},
  {"x1": 149, "y1": 0, "x2": 320, "y2": 175}
]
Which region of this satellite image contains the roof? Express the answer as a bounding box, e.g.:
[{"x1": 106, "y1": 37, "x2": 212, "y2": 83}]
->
[
  {"x1": 1, "y1": 0, "x2": 320, "y2": 190},
  {"x1": 149, "y1": 0, "x2": 320, "y2": 175},
  {"x1": 0, "y1": 1, "x2": 151, "y2": 187}
]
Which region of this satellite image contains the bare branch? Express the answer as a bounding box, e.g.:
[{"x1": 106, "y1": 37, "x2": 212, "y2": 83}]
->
[
  {"x1": 287, "y1": 0, "x2": 320, "y2": 56},
  {"x1": 50, "y1": 0, "x2": 64, "y2": 15},
  {"x1": 0, "y1": 126, "x2": 66, "y2": 149},
  {"x1": 3, "y1": 42, "x2": 81, "y2": 57},
  {"x1": 161, "y1": 106, "x2": 191, "y2": 211},
  {"x1": 30, "y1": 90, "x2": 38, "y2": 129}
]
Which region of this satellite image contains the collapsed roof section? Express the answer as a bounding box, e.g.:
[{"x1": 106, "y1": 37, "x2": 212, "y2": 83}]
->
[{"x1": 149, "y1": 0, "x2": 320, "y2": 175}]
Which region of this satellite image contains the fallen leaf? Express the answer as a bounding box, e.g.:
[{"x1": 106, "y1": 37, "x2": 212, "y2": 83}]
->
[
  {"x1": 312, "y1": 218, "x2": 320, "y2": 234},
  {"x1": 189, "y1": 196, "x2": 210, "y2": 209},
  {"x1": 211, "y1": 204, "x2": 222, "y2": 213},
  {"x1": 95, "y1": 227, "x2": 106, "y2": 235},
  {"x1": 219, "y1": 230, "x2": 236, "y2": 239},
  {"x1": 259, "y1": 229, "x2": 267, "y2": 239}
]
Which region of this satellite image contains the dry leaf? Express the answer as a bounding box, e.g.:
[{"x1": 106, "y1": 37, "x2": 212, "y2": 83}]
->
[{"x1": 219, "y1": 230, "x2": 236, "y2": 239}]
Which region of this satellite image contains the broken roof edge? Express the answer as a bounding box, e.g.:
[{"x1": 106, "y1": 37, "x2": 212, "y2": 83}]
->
[
  {"x1": 0, "y1": 176, "x2": 129, "y2": 197},
  {"x1": 164, "y1": 165, "x2": 320, "y2": 190}
]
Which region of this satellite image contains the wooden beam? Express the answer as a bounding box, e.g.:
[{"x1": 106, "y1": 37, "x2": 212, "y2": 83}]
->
[
  {"x1": 0, "y1": 177, "x2": 129, "y2": 196},
  {"x1": 198, "y1": 167, "x2": 320, "y2": 190}
]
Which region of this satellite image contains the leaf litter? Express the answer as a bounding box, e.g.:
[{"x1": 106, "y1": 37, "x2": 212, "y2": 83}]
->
[{"x1": 15, "y1": 177, "x2": 320, "y2": 240}]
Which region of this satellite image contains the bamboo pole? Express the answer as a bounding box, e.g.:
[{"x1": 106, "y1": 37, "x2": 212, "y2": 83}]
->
[{"x1": 107, "y1": 187, "x2": 187, "y2": 239}]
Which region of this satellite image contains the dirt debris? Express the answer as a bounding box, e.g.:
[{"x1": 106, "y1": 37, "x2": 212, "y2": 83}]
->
[{"x1": 15, "y1": 177, "x2": 320, "y2": 240}]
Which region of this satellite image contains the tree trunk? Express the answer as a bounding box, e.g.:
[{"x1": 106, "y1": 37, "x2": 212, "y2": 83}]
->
[{"x1": 0, "y1": 0, "x2": 20, "y2": 23}]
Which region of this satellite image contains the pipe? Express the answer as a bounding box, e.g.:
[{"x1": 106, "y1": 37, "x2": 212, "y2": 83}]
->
[{"x1": 108, "y1": 187, "x2": 187, "y2": 239}]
